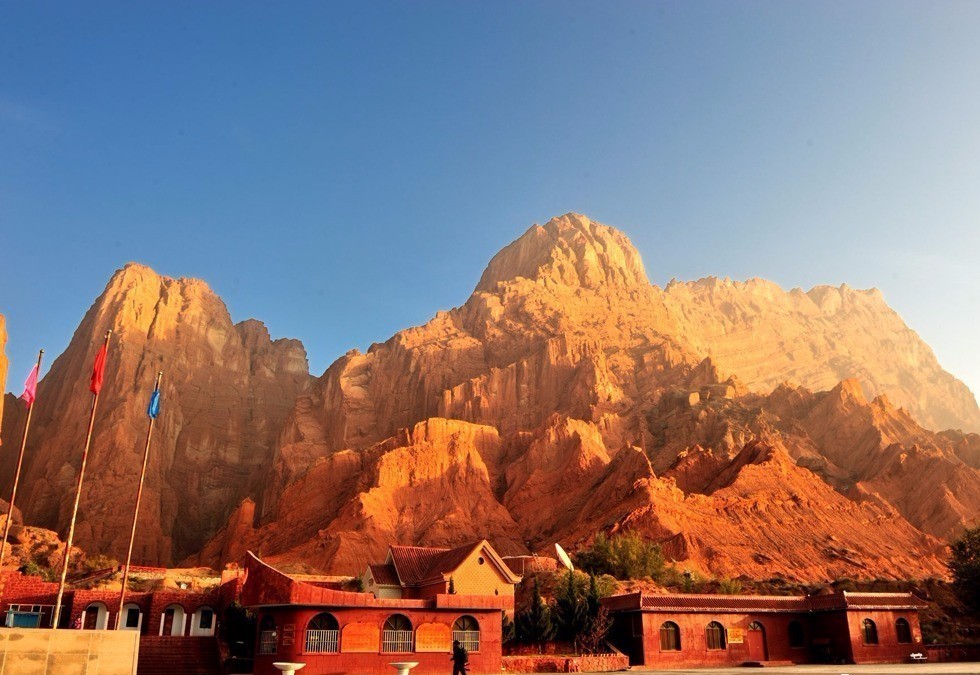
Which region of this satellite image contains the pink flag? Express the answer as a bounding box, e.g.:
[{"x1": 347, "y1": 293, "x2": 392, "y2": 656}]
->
[{"x1": 21, "y1": 364, "x2": 39, "y2": 407}]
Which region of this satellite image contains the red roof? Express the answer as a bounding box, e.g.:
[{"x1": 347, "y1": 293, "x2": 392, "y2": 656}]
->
[
  {"x1": 388, "y1": 542, "x2": 482, "y2": 586},
  {"x1": 369, "y1": 564, "x2": 400, "y2": 587},
  {"x1": 604, "y1": 590, "x2": 926, "y2": 614},
  {"x1": 385, "y1": 540, "x2": 522, "y2": 587}
]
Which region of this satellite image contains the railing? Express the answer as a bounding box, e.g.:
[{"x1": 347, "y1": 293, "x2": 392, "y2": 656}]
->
[
  {"x1": 382, "y1": 629, "x2": 414, "y2": 653},
  {"x1": 305, "y1": 629, "x2": 340, "y2": 653},
  {"x1": 258, "y1": 629, "x2": 277, "y2": 654},
  {"x1": 453, "y1": 630, "x2": 480, "y2": 652},
  {"x1": 5, "y1": 604, "x2": 63, "y2": 628}
]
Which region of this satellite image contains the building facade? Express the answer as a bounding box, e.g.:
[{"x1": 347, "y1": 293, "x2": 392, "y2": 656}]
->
[
  {"x1": 603, "y1": 590, "x2": 926, "y2": 667},
  {"x1": 363, "y1": 540, "x2": 521, "y2": 600},
  {"x1": 246, "y1": 544, "x2": 519, "y2": 675},
  {"x1": 0, "y1": 568, "x2": 240, "y2": 636}
]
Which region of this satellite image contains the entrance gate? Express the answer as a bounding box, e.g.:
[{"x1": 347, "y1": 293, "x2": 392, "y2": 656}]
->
[{"x1": 747, "y1": 621, "x2": 767, "y2": 661}]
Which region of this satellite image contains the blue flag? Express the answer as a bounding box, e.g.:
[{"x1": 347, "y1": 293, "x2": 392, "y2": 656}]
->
[{"x1": 147, "y1": 390, "x2": 161, "y2": 419}]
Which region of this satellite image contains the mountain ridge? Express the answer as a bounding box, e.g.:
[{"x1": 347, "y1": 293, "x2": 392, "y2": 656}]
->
[{"x1": 2, "y1": 213, "x2": 978, "y2": 577}]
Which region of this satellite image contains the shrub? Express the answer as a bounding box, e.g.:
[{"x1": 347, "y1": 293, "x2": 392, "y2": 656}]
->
[
  {"x1": 719, "y1": 578, "x2": 742, "y2": 595},
  {"x1": 573, "y1": 532, "x2": 664, "y2": 580}
]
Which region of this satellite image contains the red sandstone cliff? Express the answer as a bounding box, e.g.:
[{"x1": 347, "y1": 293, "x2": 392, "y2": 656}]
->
[
  {"x1": 198, "y1": 214, "x2": 979, "y2": 580},
  {"x1": 8, "y1": 214, "x2": 980, "y2": 581},
  {"x1": 0, "y1": 264, "x2": 311, "y2": 563}
]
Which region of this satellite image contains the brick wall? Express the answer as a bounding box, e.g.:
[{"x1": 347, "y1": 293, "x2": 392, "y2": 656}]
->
[
  {"x1": 253, "y1": 604, "x2": 504, "y2": 675},
  {"x1": 925, "y1": 643, "x2": 980, "y2": 662},
  {"x1": 501, "y1": 653, "x2": 629, "y2": 673},
  {"x1": 606, "y1": 606, "x2": 923, "y2": 668},
  {"x1": 0, "y1": 570, "x2": 235, "y2": 635},
  {"x1": 845, "y1": 609, "x2": 923, "y2": 664}
]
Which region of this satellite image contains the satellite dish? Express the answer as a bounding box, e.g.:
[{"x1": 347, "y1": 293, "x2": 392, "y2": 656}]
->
[{"x1": 555, "y1": 543, "x2": 574, "y2": 571}]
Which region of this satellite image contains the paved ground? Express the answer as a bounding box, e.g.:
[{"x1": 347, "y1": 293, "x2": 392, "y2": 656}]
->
[{"x1": 618, "y1": 664, "x2": 980, "y2": 675}]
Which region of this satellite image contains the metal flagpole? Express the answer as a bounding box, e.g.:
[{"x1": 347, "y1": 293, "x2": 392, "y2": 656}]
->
[
  {"x1": 115, "y1": 371, "x2": 162, "y2": 629},
  {"x1": 53, "y1": 330, "x2": 111, "y2": 630},
  {"x1": 0, "y1": 349, "x2": 44, "y2": 572}
]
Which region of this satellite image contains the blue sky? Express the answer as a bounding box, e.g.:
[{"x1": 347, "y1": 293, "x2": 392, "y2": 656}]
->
[{"x1": 1, "y1": 2, "x2": 979, "y2": 405}]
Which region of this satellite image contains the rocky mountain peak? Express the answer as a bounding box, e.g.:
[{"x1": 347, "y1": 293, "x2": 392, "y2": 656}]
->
[
  {"x1": 475, "y1": 213, "x2": 648, "y2": 293},
  {"x1": 0, "y1": 263, "x2": 310, "y2": 563}
]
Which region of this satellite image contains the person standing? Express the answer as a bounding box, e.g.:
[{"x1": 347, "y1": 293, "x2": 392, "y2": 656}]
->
[{"x1": 450, "y1": 639, "x2": 468, "y2": 675}]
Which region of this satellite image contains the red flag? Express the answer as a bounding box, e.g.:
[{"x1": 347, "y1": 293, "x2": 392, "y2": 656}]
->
[
  {"x1": 21, "y1": 364, "x2": 39, "y2": 407},
  {"x1": 90, "y1": 344, "x2": 108, "y2": 395}
]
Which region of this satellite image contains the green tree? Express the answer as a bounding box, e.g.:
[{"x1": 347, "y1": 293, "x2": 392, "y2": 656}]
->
[
  {"x1": 949, "y1": 526, "x2": 980, "y2": 614},
  {"x1": 501, "y1": 610, "x2": 516, "y2": 644},
  {"x1": 448, "y1": 576, "x2": 457, "y2": 594},
  {"x1": 516, "y1": 579, "x2": 556, "y2": 644},
  {"x1": 554, "y1": 570, "x2": 588, "y2": 642}
]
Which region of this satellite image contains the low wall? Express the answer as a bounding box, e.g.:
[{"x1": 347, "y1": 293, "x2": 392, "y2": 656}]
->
[
  {"x1": 502, "y1": 653, "x2": 629, "y2": 672},
  {"x1": 925, "y1": 643, "x2": 980, "y2": 662},
  {"x1": 0, "y1": 627, "x2": 139, "y2": 674}
]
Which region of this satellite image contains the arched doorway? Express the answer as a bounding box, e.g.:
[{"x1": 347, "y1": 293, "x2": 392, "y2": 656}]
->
[
  {"x1": 159, "y1": 604, "x2": 187, "y2": 636},
  {"x1": 83, "y1": 603, "x2": 108, "y2": 630},
  {"x1": 747, "y1": 621, "x2": 768, "y2": 661},
  {"x1": 120, "y1": 603, "x2": 142, "y2": 631},
  {"x1": 190, "y1": 606, "x2": 216, "y2": 636}
]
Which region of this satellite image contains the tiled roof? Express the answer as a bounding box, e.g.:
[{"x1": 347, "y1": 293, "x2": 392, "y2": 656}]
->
[
  {"x1": 641, "y1": 594, "x2": 808, "y2": 612},
  {"x1": 605, "y1": 590, "x2": 926, "y2": 614},
  {"x1": 369, "y1": 564, "x2": 400, "y2": 586},
  {"x1": 389, "y1": 542, "x2": 482, "y2": 586},
  {"x1": 840, "y1": 592, "x2": 927, "y2": 610}
]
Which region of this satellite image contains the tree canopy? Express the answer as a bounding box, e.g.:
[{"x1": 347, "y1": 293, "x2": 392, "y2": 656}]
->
[{"x1": 950, "y1": 526, "x2": 980, "y2": 614}]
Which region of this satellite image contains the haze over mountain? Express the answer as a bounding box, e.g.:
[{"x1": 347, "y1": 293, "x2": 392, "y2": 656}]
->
[{"x1": 2, "y1": 214, "x2": 978, "y2": 580}]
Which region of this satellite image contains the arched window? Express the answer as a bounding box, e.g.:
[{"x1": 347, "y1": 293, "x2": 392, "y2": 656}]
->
[
  {"x1": 382, "y1": 614, "x2": 413, "y2": 653},
  {"x1": 788, "y1": 621, "x2": 805, "y2": 649},
  {"x1": 190, "y1": 606, "x2": 216, "y2": 636},
  {"x1": 160, "y1": 604, "x2": 187, "y2": 637},
  {"x1": 258, "y1": 615, "x2": 278, "y2": 655},
  {"x1": 705, "y1": 621, "x2": 726, "y2": 650},
  {"x1": 121, "y1": 603, "x2": 142, "y2": 631},
  {"x1": 83, "y1": 603, "x2": 108, "y2": 630},
  {"x1": 862, "y1": 618, "x2": 878, "y2": 645},
  {"x1": 896, "y1": 618, "x2": 912, "y2": 644},
  {"x1": 306, "y1": 613, "x2": 340, "y2": 653},
  {"x1": 453, "y1": 615, "x2": 480, "y2": 652},
  {"x1": 659, "y1": 621, "x2": 681, "y2": 651}
]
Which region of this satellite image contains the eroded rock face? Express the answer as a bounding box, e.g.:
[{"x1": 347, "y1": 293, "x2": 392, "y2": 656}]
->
[
  {"x1": 206, "y1": 214, "x2": 979, "y2": 580},
  {"x1": 0, "y1": 264, "x2": 311, "y2": 563},
  {"x1": 9, "y1": 214, "x2": 980, "y2": 581}
]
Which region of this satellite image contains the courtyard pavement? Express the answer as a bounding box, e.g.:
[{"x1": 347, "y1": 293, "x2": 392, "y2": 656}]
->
[{"x1": 618, "y1": 664, "x2": 980, "y2": 675}]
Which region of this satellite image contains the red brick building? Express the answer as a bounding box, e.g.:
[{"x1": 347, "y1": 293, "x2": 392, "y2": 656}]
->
[
  {"x1": 603, "y1": 590, "x2": 926, "y2": 667},
  {"x1": 244, "y1": 546, "x2": 518, "y2": 675},
  {"x1": 0, "y1": 568, "x2": 241, "y2": 636}
]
